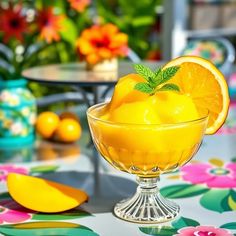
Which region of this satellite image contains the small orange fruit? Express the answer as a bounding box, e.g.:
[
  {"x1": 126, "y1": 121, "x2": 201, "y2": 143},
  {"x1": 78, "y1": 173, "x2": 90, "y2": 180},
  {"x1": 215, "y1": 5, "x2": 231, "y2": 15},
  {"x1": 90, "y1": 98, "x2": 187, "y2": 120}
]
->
[
  {"x1": 55, "y1": 118, "x2": 82, "y2": 143},
  {"x1": 36, "y1": 112, "x2": 60, "y2": 139}
]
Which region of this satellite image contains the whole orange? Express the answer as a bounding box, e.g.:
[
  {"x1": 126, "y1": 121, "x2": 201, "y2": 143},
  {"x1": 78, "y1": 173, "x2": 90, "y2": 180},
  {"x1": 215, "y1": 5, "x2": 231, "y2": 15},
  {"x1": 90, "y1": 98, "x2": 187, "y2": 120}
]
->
[
  {"x1": 55, "y1": 118, "x2": 82, "y2": 143},
  {"x1": 36, "y1": 112, "x2": 60, "y2": 139}
]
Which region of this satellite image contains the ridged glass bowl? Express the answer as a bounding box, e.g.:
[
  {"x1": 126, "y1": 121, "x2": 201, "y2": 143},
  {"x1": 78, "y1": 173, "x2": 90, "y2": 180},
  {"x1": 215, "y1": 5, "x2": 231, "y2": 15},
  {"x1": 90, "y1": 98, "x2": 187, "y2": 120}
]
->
[{"x1": 87, "y1": 102, "x2": 208, "y2": 223}]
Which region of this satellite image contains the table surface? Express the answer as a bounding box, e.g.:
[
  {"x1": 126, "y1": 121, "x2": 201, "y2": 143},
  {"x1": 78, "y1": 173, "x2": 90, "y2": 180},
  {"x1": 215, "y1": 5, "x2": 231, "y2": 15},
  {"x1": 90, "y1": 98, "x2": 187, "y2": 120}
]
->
[
  {"x1": 22, "y1": 61, "x2": 159, "y2": 86},
  {"x1": 0, "y1": 103, "x2": 236, "y2": 236},
  {"x1": 5, "y1": 62, "x2": 236, "y2": 235}
]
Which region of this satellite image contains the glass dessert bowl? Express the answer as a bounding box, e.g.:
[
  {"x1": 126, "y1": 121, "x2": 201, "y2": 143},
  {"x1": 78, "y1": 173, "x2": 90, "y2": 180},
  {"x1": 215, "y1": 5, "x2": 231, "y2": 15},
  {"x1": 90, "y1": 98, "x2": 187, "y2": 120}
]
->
[{"x1": 87, "y1": 102, "x2": 209, "y2": 224}]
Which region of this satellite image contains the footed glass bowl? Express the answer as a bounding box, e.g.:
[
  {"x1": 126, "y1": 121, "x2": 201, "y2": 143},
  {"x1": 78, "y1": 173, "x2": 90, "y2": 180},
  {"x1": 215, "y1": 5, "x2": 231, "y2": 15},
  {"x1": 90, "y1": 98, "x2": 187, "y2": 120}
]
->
[{"x1": 87, "y1": 103, "x2": 208, "y2": 223}]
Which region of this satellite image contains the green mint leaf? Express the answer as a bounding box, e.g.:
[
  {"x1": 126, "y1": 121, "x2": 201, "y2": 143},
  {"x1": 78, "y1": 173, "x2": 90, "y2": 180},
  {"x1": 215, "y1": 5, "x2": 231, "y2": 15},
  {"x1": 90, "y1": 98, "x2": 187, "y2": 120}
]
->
[
  {"x1": 154, "y1": 67, "x2": 162, "y2": 78},
  {"x1": 134, "y1": 82, "x2": 154, "y2": 94},
  {"x1": 151, "y1": 67, "x2": 162, "y2": 86},
  {"x1": 133, "y1": 64, "x2": 180, "y2": 95},
  {"x1": 134, "y1": 64, "x2": 155, "y2": 82},
  {"x1": 159, "y1": 66, "x2": 180, "y2": 85},
  {"x1": 157, "y1": 83, "x2": 180, "y2": 92},
  {"x1": 148, "y1": 76, "x2": 158, "y2": 88}
]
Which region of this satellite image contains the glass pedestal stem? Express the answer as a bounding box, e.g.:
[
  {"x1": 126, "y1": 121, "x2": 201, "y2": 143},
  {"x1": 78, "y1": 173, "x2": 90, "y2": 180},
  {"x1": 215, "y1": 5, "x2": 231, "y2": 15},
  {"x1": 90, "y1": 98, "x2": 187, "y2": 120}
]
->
[{"x1": 114, "y1": 176, "x2": 179, "y2": 223}]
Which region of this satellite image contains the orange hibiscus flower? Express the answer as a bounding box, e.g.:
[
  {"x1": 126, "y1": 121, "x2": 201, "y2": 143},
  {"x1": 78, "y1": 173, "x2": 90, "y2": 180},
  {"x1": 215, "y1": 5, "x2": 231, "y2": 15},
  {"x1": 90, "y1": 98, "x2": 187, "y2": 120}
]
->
[
  {"x1": 0, "y1": 5, "x2": 28, "y2": 43},
  {"x1": 68, "y1": 0, "x2": 90, "y2": 12},
  {"x1": 37, "y1": 7, "x2": 64, "y2": 43},
  {"x1": 76, "y1": 24, "x2": 128, "y2": 64}
]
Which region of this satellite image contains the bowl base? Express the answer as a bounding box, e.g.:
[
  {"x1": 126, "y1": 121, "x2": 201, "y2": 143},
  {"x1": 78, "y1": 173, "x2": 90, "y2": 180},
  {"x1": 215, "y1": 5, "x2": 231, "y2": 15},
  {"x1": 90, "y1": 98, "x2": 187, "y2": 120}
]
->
[{"x1": 114, "y1": 177, "x2": 180, "y2": 224}]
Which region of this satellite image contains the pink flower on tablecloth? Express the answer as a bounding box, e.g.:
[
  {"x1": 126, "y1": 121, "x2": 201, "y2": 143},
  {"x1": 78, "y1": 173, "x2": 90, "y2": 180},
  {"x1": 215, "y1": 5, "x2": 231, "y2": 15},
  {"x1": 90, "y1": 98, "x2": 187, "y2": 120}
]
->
[
  {"x1": 0, "y1": 198, "x2": 32, "y2": 224},
  {"x1": 175, "y1": 226, "x2": 233, "y2": 236},
  {"x1": 0, "y1": 165, "x2": 28, "y2": 182},
  {"x1": 0, "y1": 208, "x2": 31, "y2": 224},
  {"x1": 181, "y1": 162, "x2": 236, "y2": 188},
  {"x1": 217, "y1": 127, "x2": 236, "y2": 135}
]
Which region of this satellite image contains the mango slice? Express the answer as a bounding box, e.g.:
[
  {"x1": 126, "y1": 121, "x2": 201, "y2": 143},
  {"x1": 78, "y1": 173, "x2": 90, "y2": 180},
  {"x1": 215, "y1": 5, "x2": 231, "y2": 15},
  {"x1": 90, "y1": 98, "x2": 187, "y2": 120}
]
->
[{"x1": 7, "y1": 173, "x2": 88, "y2": 213}]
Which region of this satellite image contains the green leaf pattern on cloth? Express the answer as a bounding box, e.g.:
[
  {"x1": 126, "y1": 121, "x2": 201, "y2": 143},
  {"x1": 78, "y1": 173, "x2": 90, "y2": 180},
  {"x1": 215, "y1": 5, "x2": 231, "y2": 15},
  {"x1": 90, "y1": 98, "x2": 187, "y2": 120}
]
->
[
  {"x1": 228, "y1": 190, "x2": 236, "y2": 210},
  {"x1": 199, "y1": 189, "x2": 231, "y2": 213},
  {"x1": 30, "y1": 165, "x2": 59, "y2": 174},
  {"x1": 220, "y1": 222, "x2": 236, "y2": 230},
  {"x1": 139, "y1": 226, "x2": 178, "y2": 236},
  {"x1": 161, "y1": 184, "x2": 209, "y2": 199},
  {"x1": 32, "y1": 209, "x2": 91, "y2": 221},
  {"x1": 0, "y1": 221, "x2": 99, "y2": 236},
  {"x1": 171, "y1": 217, "x2": 200, "y2": 230},
  {"x1": 139, "y1": 217, "x2": 235, "y2": 235},
  {"x1": 161, "y1": 158, "x2": 236, "y2": 213}
]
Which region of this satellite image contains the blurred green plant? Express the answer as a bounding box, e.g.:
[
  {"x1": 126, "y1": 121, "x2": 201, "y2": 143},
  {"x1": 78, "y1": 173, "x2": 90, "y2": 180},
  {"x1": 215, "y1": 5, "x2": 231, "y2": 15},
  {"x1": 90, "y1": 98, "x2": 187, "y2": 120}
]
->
[
  {"x1": 0, "y1": 0, "x2": 161, "y2": 101},
  {"x1": 0, "y1": 0, "x2": 92, "y2": 81},
  {"x1": 0, "y1": 0, "x2": 92, "y2": 101},
  {"x1": 97, "y1": 0, "x2": 162, "y2": 58}
]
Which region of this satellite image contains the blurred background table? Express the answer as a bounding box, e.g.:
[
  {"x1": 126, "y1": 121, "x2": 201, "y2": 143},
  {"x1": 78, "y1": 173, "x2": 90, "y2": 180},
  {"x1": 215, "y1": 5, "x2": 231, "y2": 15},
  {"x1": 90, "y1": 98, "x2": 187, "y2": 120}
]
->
[{"x1": 22, "y1": 61, "x2": 159, "y2": 106}]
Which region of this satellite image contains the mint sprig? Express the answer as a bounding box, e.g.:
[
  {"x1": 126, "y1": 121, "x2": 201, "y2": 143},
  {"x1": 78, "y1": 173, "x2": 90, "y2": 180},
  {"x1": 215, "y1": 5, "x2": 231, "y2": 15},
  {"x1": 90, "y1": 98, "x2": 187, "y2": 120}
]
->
[{"x1": 134, "y1": 64, "x2": 180, "y2": 95}]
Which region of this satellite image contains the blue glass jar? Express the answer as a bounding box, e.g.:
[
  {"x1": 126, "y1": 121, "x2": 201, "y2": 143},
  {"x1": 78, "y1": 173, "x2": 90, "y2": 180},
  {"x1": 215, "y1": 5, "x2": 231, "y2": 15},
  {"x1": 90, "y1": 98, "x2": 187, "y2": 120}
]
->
[{"x1": 0, "y1": 79, "x2": 36, "y2": 147}]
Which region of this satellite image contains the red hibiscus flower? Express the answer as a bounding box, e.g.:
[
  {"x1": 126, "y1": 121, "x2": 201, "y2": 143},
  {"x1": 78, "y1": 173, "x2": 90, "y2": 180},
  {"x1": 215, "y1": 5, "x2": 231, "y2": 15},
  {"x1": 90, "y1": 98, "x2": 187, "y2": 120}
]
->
[
  {"x1": 0, "y1": 5, "x2": 28, "y2": 43},
  {"x1": 37, "y1": 7, "x2": 64, "y2": 43}
]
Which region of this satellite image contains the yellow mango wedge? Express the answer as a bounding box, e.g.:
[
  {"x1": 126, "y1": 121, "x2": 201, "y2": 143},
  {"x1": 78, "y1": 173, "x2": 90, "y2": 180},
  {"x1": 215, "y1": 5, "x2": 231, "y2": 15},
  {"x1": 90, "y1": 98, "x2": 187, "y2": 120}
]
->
[{"x1": 7, "y1": 173, "x2": 88, "y2": 213}]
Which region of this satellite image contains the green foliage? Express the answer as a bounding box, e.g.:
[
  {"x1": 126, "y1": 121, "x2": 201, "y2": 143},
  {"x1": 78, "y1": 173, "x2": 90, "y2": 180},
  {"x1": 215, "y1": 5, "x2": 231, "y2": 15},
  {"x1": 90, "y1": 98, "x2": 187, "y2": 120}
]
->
[
  {"x1": 97, "y1": 0, "x2": 162, "y2": 58},
  {"x1": 0, "y1": 0, "x2": 162, "y2": 99},
  {"x1": 60, "y1": 18, "x2": 78, "y2": 46},
  {"x1": 0, "y1": 0, "x2": 91, "y2": 82}
]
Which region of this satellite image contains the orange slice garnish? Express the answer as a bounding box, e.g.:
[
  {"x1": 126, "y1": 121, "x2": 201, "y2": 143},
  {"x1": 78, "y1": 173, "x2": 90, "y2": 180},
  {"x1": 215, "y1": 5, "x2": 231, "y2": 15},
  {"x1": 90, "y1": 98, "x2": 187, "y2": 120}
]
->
[{"x1": 164, "y1": 56, "x2": 230, "y2": 134}]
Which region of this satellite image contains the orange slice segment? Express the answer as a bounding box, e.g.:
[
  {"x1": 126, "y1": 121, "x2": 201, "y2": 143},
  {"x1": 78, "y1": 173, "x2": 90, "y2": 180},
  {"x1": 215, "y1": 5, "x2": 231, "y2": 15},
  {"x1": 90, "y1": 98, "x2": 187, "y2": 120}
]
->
[
  {"x1": 163, "y1": 56, "x2": 230, "y2": 134},
  {"x1": 7, "y1": 173, "x2": 88, "y2": 213}
]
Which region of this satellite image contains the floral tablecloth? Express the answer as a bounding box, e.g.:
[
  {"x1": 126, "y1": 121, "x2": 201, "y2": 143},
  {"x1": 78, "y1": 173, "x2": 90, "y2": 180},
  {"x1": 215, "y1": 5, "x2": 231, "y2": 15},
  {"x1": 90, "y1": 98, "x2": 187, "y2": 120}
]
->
[{"x1": 0, "y1": 103, "x2": 236, "y2": 236}]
